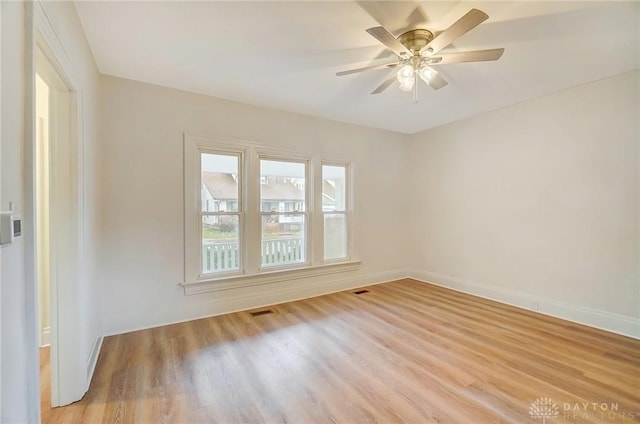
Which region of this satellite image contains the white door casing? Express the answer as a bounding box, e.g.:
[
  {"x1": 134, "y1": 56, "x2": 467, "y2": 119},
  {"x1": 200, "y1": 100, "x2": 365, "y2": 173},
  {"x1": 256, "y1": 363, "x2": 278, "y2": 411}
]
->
[{"x1": 28, "y1": 0, "x2": 87, "y2": 408}]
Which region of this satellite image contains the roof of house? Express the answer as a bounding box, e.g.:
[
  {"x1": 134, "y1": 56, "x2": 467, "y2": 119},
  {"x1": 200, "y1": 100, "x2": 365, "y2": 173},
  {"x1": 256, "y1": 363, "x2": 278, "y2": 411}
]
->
[
  {"x1": 261, "y1": 182, "x2": 304, "y2": 201},
  {"x1": 203, "y1": 172, "x2": 304, "y2": 201},
  {"x1": 322, "y1": 180, "x2": 335, "y2": 204},
  {"x1": 202, "y1": 172, "x2": 239, "y2": 200}
]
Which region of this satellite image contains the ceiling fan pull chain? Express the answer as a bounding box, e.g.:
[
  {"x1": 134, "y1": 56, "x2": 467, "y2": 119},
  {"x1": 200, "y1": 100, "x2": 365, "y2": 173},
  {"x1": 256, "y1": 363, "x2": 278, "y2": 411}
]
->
[{"x1": 413, "y1": 73, "x2": 419, "y2": 104}]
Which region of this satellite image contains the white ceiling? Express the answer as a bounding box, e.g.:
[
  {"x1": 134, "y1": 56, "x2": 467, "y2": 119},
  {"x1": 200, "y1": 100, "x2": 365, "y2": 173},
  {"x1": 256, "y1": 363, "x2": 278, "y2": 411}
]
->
[{"x1": 75, "y1": 1, "x2": 639, "y2": 134}]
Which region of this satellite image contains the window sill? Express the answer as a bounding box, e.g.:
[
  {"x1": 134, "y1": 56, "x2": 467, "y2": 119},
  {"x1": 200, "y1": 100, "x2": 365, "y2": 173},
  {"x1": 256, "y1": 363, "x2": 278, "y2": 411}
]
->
[{"x1": 181, "y1": 260, "x2": 361, "y2": 295}]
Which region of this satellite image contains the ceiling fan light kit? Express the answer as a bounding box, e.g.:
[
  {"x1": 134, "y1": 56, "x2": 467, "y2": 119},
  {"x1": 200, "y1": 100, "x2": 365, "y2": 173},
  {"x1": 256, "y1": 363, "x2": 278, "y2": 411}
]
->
[{"x1": 337, "y1": 8, "x2": 505, "y2": 103}]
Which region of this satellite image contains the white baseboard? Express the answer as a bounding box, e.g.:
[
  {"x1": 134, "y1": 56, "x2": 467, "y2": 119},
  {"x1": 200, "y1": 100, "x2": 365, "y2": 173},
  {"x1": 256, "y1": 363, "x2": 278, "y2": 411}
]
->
[
  {"x1": 409, "y1": 269, "x2": 640, "y2": 340},
  {"x1": 86, "y1": 336, "x2": 103, "y2": 386},
  {"x1": 105, "y1": 268, "x2": 409, "y2": 337}
]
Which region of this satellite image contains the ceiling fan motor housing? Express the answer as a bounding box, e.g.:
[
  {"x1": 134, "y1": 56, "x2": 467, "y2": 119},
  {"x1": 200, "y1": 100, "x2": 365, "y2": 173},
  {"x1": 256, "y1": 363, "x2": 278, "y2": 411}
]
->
[{"x1": 397, "y1": 29, "x2": 434, "y2": 54}]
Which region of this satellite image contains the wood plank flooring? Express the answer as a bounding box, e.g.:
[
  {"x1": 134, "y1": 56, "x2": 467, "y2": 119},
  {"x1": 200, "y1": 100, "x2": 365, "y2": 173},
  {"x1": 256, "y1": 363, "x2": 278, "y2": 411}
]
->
[
  {"x1": 42, "y1": 279, "x2": 640, "y2": 423},
  {"x1": 40, "y1": 345, "x2": 52, "y2": 415}
]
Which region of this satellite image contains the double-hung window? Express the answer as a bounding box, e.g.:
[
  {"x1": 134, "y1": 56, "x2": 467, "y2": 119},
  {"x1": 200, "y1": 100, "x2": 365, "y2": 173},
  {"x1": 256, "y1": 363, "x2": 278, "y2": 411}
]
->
[
  {"x1": 260, "y1": 158, "x2": 308, "y2": 268},
  {"x1": 184, "y1": 135, "x2": 357, "y2": 292},
  {"x1": 322, "y1": 164, "x2": 348, "y2": 261},
  {"x1": 200, "y1": 151, "x2": 243, "y2": 275}
]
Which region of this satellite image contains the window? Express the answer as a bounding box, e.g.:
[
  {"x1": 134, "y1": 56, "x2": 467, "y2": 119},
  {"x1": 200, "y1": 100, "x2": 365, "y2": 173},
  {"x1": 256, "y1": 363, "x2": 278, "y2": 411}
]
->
[
  {"x1": 200, "y1": 152, "x2": 242, "y2": 275},
  {"x1": 323, "y1": 164, "x2": 348, "y2": 261},
  {"x1": 184, "y1": 135, "x2": 358, "y2": 292},
  {"x1": 260, "y1": 158, "x2": 308, "y2": 267}
]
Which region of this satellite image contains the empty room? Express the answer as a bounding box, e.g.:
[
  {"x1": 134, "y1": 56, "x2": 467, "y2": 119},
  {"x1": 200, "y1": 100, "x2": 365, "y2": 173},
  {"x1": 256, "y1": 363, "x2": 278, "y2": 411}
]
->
[{"x1": 1, "y1": 1, "x2": 639, "y2": 423}]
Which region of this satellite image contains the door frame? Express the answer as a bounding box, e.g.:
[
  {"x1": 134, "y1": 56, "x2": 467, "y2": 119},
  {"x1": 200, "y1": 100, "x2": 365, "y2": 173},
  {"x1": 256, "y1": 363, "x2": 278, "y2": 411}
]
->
[{"x1": 26, "y1": 0, "x2": 87, "y2": 409}]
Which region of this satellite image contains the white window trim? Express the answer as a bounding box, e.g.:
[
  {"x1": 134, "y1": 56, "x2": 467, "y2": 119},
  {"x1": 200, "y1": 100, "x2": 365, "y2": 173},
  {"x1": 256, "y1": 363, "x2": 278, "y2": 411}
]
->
[
  {"x1": 183, "y1": 261, "x2": 361, "y2": 295},
  {"x1": 183, "y1": 134, "x2": 359, "y2": 294}
]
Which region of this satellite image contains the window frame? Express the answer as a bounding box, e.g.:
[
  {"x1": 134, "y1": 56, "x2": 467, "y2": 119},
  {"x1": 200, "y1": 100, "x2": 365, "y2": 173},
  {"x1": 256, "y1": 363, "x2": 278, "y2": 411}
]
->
[{"x1": 184, "y1": 134, "x2": 359, "y2": 293}]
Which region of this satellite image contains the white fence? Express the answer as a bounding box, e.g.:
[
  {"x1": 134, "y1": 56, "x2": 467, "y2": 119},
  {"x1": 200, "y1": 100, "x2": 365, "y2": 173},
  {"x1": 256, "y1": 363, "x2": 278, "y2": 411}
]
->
[
  {"x1": 202, "y1": 241, "x2": 239, "y2": 272},
  {"x1": 261, "y1": 238, "x2": 304, "y2": 266},
  {"x1": 202, "y1": 237, "x2": 304, "y2": 272}
]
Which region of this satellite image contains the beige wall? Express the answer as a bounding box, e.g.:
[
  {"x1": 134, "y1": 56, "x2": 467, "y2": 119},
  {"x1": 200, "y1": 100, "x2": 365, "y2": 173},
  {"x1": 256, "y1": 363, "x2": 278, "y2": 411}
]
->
[
  {"x1": 99, "y1": 75, "x2": 410, "y2": 335},
  {"x1": 408, "y1": 71, "x2": 639, "y2": 329}
]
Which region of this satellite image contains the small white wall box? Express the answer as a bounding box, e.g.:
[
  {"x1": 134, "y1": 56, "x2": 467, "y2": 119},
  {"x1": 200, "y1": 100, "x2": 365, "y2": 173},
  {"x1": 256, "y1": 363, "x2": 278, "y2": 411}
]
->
[{"x1": 0, "y1": 213, "x2": 21, "y2": 246}]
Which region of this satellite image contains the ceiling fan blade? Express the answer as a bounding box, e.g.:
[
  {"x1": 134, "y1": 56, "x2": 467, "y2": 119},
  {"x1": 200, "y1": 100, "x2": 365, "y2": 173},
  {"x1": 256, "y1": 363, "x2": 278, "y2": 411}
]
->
[
  {"x1": 422, "y1": 9, "x2": 489, "y2": 55},
  {"x1": 428, "y1": 74, "x2": 448, "y2": 90},
  {"x1": 366, "y1": 26, "x2": 411, "y2": 56},
  {"x1": 430, "y1": 48, "x2": 504, "y2": 65},
  {"x1": 336, "y1": 62, "x2": 398, "y2": 77},
  {"x1": 371, "y1": 71, "x2": 398, "y2": 94}
]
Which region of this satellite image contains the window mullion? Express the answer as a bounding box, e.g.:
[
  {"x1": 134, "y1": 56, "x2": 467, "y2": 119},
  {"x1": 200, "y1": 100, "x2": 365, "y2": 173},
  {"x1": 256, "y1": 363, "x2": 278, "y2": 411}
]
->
[
  {"x1": 312, "y1": 156, "x2": 323, "y2": 265},
  {"x1": 245, "y1": 147, "x2": 260, "y2": 274}
]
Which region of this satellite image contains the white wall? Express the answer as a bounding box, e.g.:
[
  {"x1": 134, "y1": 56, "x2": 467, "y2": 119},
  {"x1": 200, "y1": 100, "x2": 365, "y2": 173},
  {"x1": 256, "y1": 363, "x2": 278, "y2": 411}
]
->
[
  {"x1": 99, "y1": 75, "x2": 410, "y2": 335},
  {"x1": 1, "y1": 1, "x2": 103, "y2": 421},
  {"x1": 408, "y1": 71, "x2": 639, "y2": 336},
  {"x1": 1, "y1": 2, "x2": 31, "y2": 421},
  {"x1": 0, "y1": 0, "x2": 5, "y2": 419}
]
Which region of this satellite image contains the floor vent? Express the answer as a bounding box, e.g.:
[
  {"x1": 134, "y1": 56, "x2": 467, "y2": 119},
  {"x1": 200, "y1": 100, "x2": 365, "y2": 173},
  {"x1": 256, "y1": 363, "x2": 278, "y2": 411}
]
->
[
  {"x1": 249, "y1": 309, "x2": 275, "y2": 317},
  {"x1": 353, "y1": 289, "x2": 370, "y2": 295}
]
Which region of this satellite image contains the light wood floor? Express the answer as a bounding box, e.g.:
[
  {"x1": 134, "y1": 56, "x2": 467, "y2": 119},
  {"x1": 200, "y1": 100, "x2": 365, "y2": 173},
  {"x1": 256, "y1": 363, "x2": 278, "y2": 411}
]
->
[{"x1": 42, "y1": 279, "x2": 640, "y2": 423}]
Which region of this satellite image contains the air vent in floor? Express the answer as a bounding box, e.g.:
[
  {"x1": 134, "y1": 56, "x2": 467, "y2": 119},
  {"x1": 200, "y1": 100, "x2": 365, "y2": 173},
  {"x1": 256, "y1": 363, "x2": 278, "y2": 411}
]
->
[{"x1": 249, "y1": 309, "x2": 275, "y2": 317}]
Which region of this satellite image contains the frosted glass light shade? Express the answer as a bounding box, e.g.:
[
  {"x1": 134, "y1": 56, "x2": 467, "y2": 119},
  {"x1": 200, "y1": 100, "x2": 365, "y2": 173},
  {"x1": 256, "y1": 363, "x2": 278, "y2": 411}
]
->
[
  {"x1": 397, "y1": 64, "x2": 414, "y2": 80},
  {"x1": 419, "y1": 66, "x2": 436, "y2": 84},
  {"x1": 399, "y1": 77, "x2": 414, "y2": 91}
]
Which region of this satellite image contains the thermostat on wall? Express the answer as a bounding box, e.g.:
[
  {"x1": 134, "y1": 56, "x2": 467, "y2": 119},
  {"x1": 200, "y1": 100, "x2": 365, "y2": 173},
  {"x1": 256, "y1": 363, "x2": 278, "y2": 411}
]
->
[{"x1": 0, "y1": 212, "x2": 21, "y2": 246}]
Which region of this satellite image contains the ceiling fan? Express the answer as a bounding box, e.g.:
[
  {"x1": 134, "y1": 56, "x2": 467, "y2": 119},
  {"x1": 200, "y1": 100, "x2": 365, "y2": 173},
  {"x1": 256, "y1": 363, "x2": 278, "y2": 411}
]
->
[{"x1": 337, "y1": 8, "x2": 504, "y2": 102}]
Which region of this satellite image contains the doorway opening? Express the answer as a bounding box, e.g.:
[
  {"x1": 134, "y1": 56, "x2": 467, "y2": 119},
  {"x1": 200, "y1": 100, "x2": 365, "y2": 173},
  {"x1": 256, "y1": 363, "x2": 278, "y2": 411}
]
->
[{"x1": 35, "y1": 70, "x2": 52, "y2": 412}]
